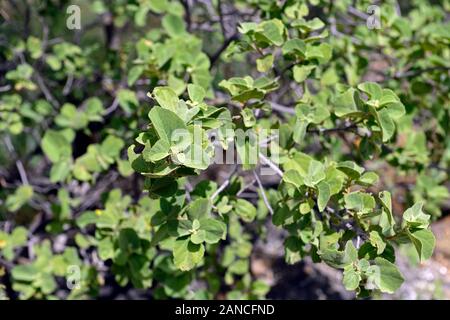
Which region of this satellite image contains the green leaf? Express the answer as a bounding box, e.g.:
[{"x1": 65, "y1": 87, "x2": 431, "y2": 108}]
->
[
  {"x1": 304, "y1": 160, "x2": 325, "y2": 187},
  {"x1": 369, "y1": 231, "x2": 386, "y2": 254},
  {"x1": 324, "y1": 167, "x2": 345, "y2": 195},
  {"x1": 11, "y1": 265, "x2": 39, "y2": 282},
  {"x1": 41, "y1": 130, "x2": 72, "y2": 163},
  {"x1": 152, "y1": 87, "x2": 179, "y2": 112},
  {"x1": 233, "y1": 199, "x2": 256, "y2": 222},
  {"x1": 256, "y1": 54, "x2": 274, "y2": 73},
  {"x1": 260, "y1": 19, "x2": 285, "y2": 46},
  {"x1": 55, "y1": 103, "x2": 88, "y2": 129},
  {"x1": 283, "y1": 170, "x2": 304, "y2": 188},
  {"x1": 319, "y1": 249, "x2": 347, "y2": 269},
  {"x1": 187, "y1": 84, "x2": 206, "y2": 103},
  {"x1": 190, "y1": 230, "x2": 206, "y2": 244},
  {"x1": 334, "y1": 88, "x2": 361, "y2": 117},
  {"x1": 408, "y1": 229, "x2": 435, "y2": 262},
  {"x1": 379, "y1": 191, "x2": 395, "y2": 236},
  {"x1": 26, "y1": 36, "x2": 43, "y2": 59},
  {"x1": 40, "y1": 273, "x2": 57, "y2": 295},
  {"x1": 357, "y1": 172, "x2": 379, "y2": 186},
  {"x1": 148, "y1": 0, "x2": 168, "y2": 13},
  {"x1": 343, "y1": 266, "x2": 361, "y2": 291},
  {"x1": 372, "y1": 257, "x2": 404, "y2": 294},
  {"x1": 357, "y1": 82, "x2": 382, "y2": 100},
  {"x1": 100, "y1": 135, "x2": 124, "y2": 159},
  {"x1": 127, "y1": 65, "x2": 145, "y2": 86},
  {"x1": 171, "y1": 219, "x2": 193, "y2": 238},
  {"x1": 76, "y1": 211, "x2": 98, "y2": 228},
  {"x1": 293, "y1": 65, "x2": 315, "y2": 83},
  {"x1": 293, "y1": 17, "x2": 325, "y2": 31},
  {"x1": 187, "y1": 198, "x2": 211, "y2": 220},
  {"x1": 117, "y1": 89, "x2": 138, "y2": 113},
  {"x1": 402, "y1": 202, "x2": 430, "y2": 229},
  {"x1": 344, "y1": 191, "x2": 375, "y2": 214},
  {"x1": 235, "y1": 130, "x2": 259, "y2": 170},
  {"x1": 98, "y1": 237, "x2": 114, "y2": 260},
  {"x1": 384, "y1": 102, "x2": 405, "y2": 119},
  {"x1": 305, "y1": 43, "x2": 332, "y2": 63},
  {"x1": 148, "y1": 106, "x2": 187, "y2": 143},
  {"x1": 5, "y1": 185, "x2": 34, "y2": 212},
  {"x1": 228, "y1": 259, "x2": 249, "y2": 275},
  {"x1": 317, "y1": 181, "x2": 330, "y2": 212},
  {"x1": 241, "y1": 108, "x2": 256, "y2": 127},
  {"x1": 379, "y1": 89, "x2": 400, "y2": 106},
  {"x1": 295, "y1": 103, "x2": 330, "y2": 124},
  {"x1": 173, "y1": 237, "x2": 204, "y2": 271},
  {"x1": 344, "y1": 240, "x2": 358, "y2": 263},
  {"x1": 118, "y1": 228, "x2": 141, "y2": 253},
  {"x1": 144, "y1": 139, "x2": 170, "y2": 162},
  {"x1": 162, "y1": 14, "x2": 186, "y2": 38},
  {"x1": 85, "y1": 97, "x2": 104, "y2": 119},
  {"x1": 282, "y1": 39, "x2": 306, "y2": 56},
  {"x1": 168, "y1": 75, "x2": 186, "y2": 96},
  {"x1": 11, "y1": 227, "x2": 28, "y2": 246},
  {"x1": 175, "y1": 144, "x2": 211, "y2": 170},
  {"x1": 337, "y1": 161, "x2": 364, "y2": 180},
  {"x1": 376, "y1": 108, "x2": 396, "y2": 142},
  {"x1": 292, "y1": 118, "x2": 308, "y2": 144},
  {"x1": 199, "y1": 218, "x2": 227, "y2": 244}
]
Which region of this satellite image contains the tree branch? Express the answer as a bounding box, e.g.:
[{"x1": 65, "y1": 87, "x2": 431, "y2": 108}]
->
[
  {"x1": 259, "y1": 153, "x2": 283, "y2": 177},
  {"x1": 211, "y1": 165, "x2": 238, "y2": 200},
  {"x1": 253, "y1": 170, "x2": 274, "y2": 215},
  {"x1": 3, "y1": 135, "x2": 29, "y2": 185}
]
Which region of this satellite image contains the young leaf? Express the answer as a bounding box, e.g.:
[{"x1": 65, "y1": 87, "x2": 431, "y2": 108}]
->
[
  {"x1": 372, "y1": 257, "x2": 404, "y2": 294},
  {"x1": 187, "y1": 84, "x2": 206, "y2": 103},
  {"x1": 173, "y1": 237, "x2": 205, "y2": 271},
  {"x1": 148, "y1": 106, "x2": 187, "y2": 143},
  {"x1": 343, "y1": 266, "x2": 361, "y2": 291},
  {"x1": 407, "y1": 229, "x2": 435, "y2": 262},
  {"x1": 199, "y1": 218, "x2": 227, "y2": 244},
  {"x1": 317, "y1": 181, "x2": 331, "y2": 212},
  {"x1": 152, "y1": 87, "x2": 179, "y2": 112}
]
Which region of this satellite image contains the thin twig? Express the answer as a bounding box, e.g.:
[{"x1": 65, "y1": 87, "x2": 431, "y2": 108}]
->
[
  {"x1": 253, "y1": 170, "x2": 274, "y2": 215},
  {"x1": 211, "y1": 165, "x2": 238, "y2": 200},
  {"x1": 259, "y1": 153, "x2": 283, "y2": 177},
  {"x1": 308, "y1": 124, "x2": 358, "y2": 134},
  {"x1": 62, "y1": 74, "x2": 74, "y2": 96},
  {"x1": 0, "y1": 85, "x2": 11, "y2": 92},
  {"x1": 104, "y1": 96, "x2": 119, "y2": 116},
  {"x1": 34, "y1": 72, "x2": 59, "y2": 108},
  {"x1": 236, "y1": 179, "x2": 256, "y2": 196},
  {"x1": 4, "y1": 136, "x2": 29, "y2": 185},
  {"x1": 348, "y1": 6, "x2": 369, "y2": 20},
  {"x1": 269, "y1": 101, "x2": 296, "y2": 115}
]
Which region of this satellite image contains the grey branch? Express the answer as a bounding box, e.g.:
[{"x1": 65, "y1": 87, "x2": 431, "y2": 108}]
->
[
  {"x1": 253, "y1": 170, "x2": 274, "y2": 215},
  {"x1": 211, "y1": 165, "x2": 238, "y2": 200},
  {"x1": 259, "y1": 153, "x2": 283, "y2": 177},
  {"x1": 4, "y1": 135, "x2": 29, "y2": 185}
]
